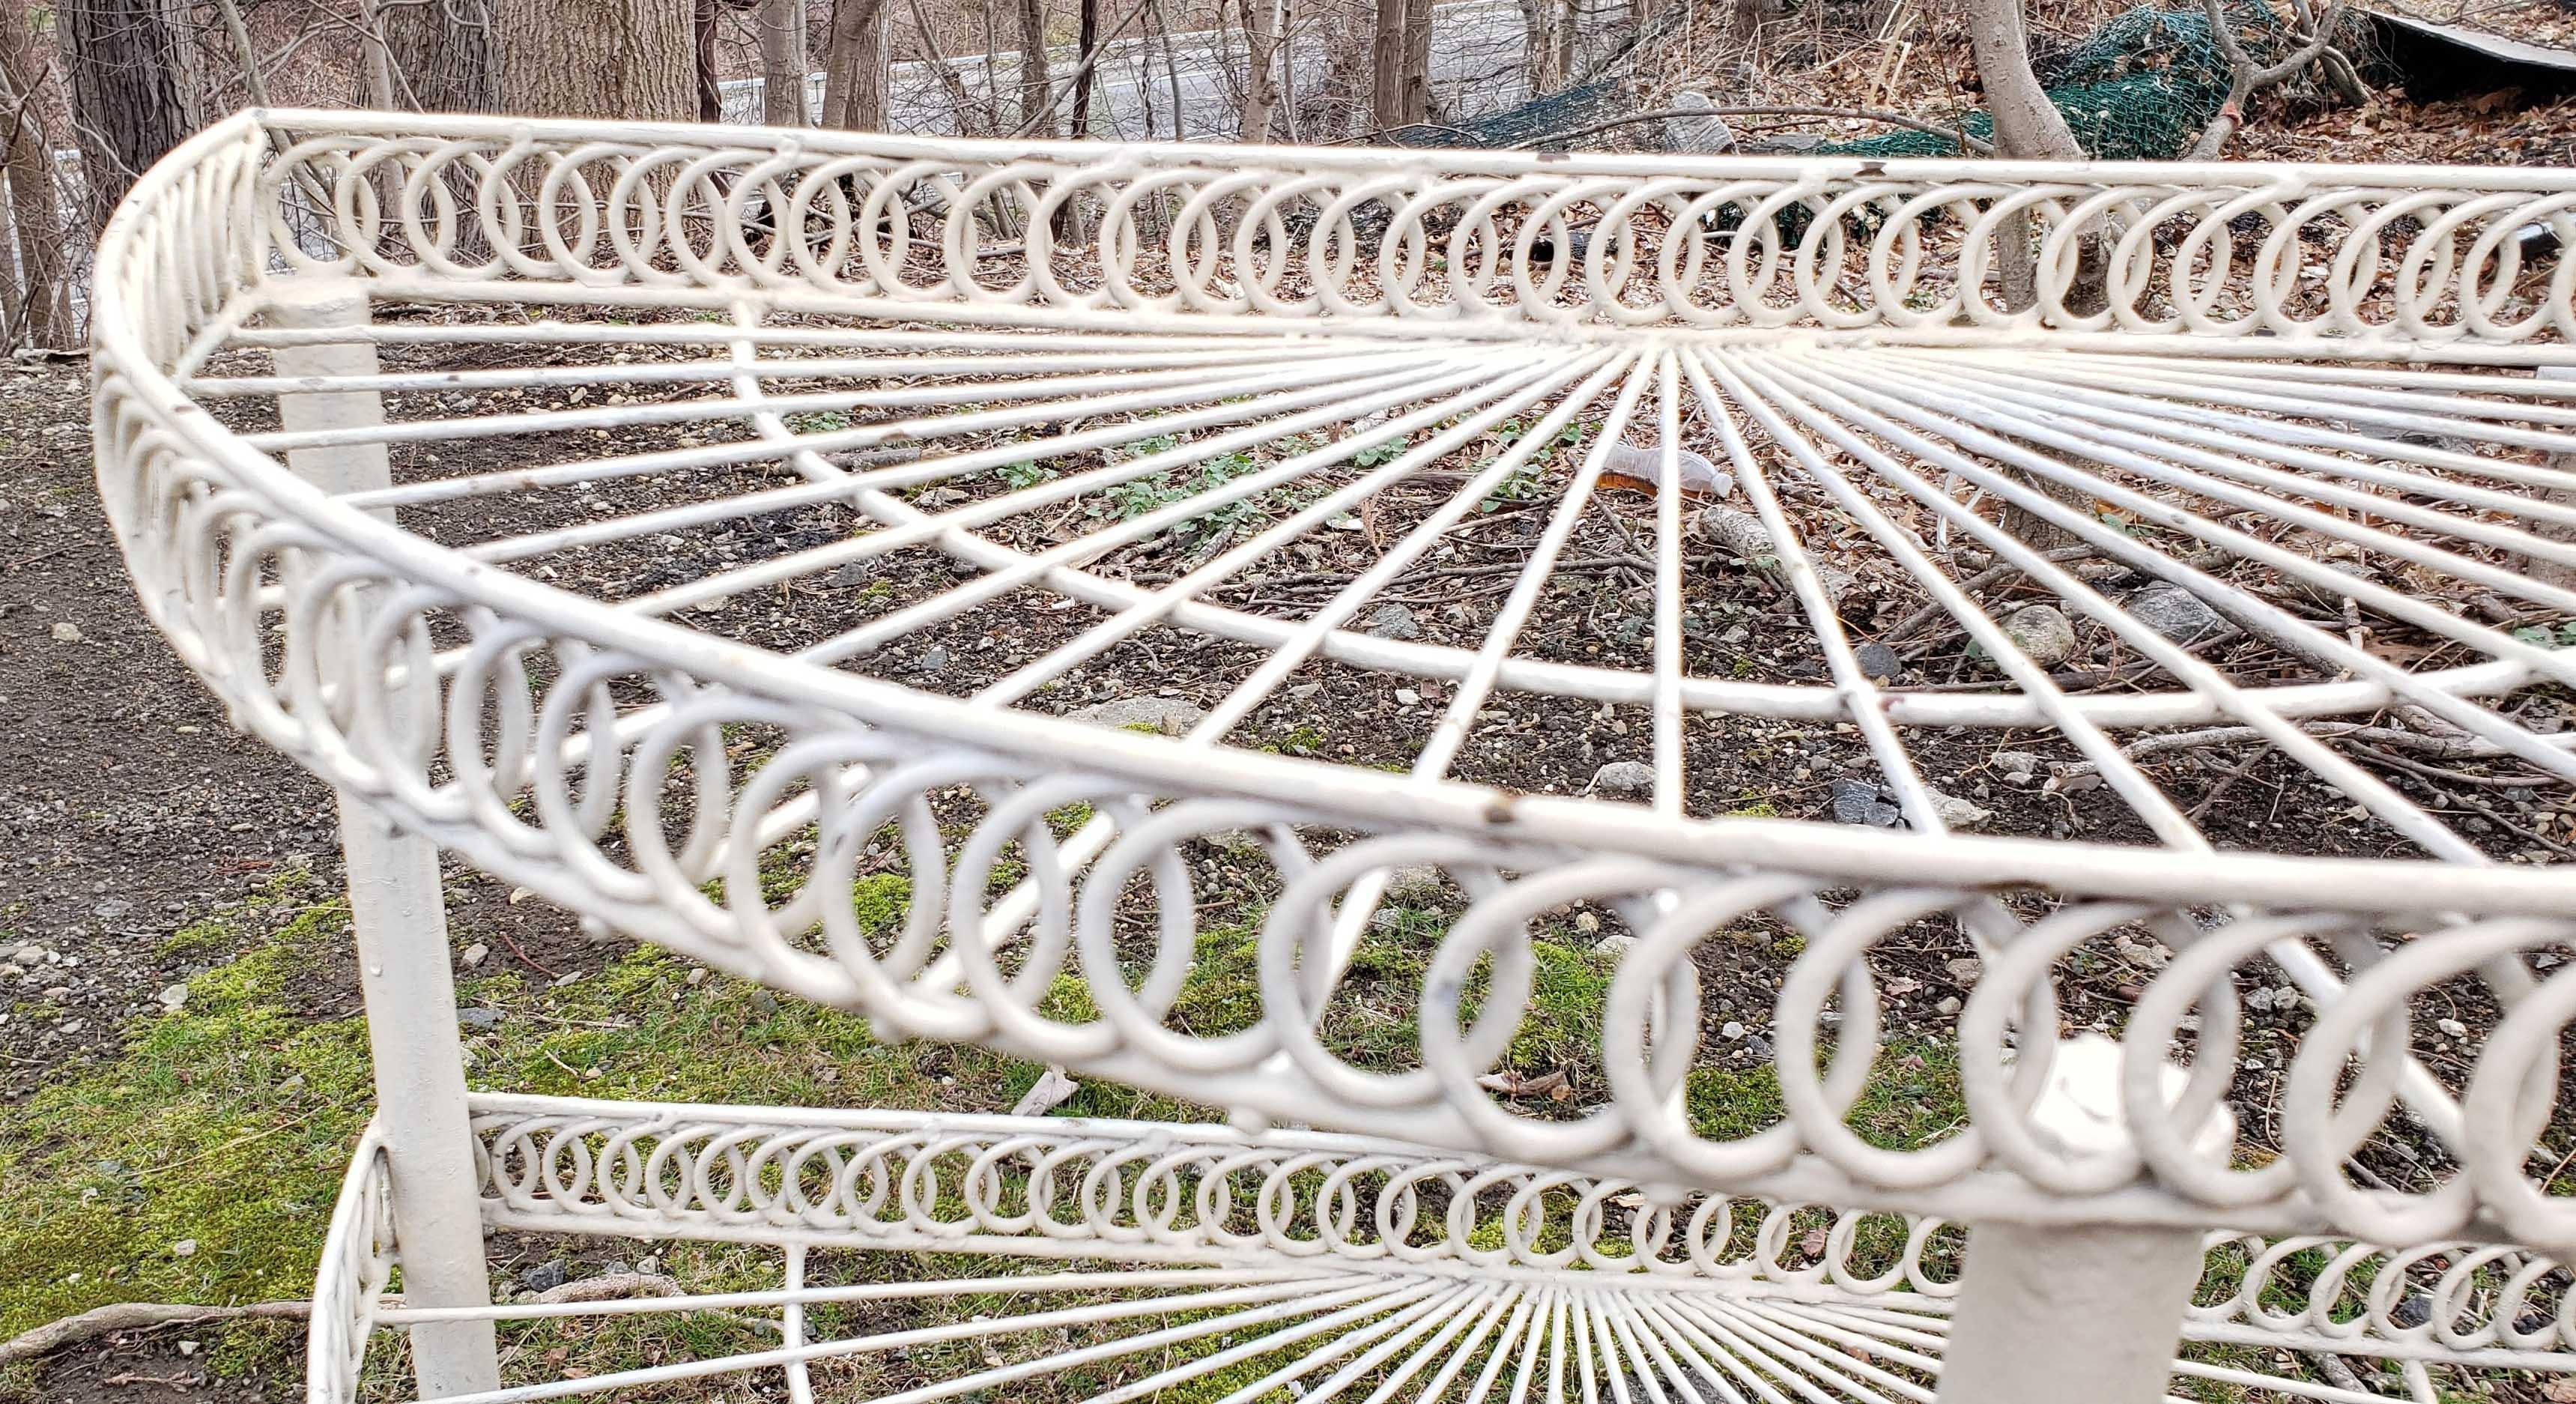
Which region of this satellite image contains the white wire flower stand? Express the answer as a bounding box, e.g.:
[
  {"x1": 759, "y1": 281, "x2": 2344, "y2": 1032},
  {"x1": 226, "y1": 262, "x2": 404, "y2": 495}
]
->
[{"x1": 92, "y1": 108, "x2": 2576, "y2": 1403}]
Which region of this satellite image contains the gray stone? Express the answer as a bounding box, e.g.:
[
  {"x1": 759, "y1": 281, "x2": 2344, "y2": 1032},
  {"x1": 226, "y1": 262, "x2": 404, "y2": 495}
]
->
[
  {"x1": 1592, "y1": 933, "x2": 1637, "y2": 958},
  {"x1": 1663, "y1": 92, "x2": 1739, "y2": 153},
  {"x1": 1720, "y1": 1020, "x2": 1745, "y2": 1041},
  {"x1": 1945, "y1": 957, "x2": 1984, "y2": 985},
  {"x1": 1831, "y1": 778, "x2": 1900, "y2": 827},
  {"x1": 1589, "y1": 760, "x2": 1656, "y2": 797},
  {"x1": 1363, "y1": 604, "x2": 1422, "y2": 641},
  {"x1": 909, "y1": 645, "x2": 951, "y2": 675},
  {"x1": 1925, "y1": 788, "x2": 1994, "y2": 832},
  {"x1": 1066, "y1": 695, "x2": 1207, "y2": 736},
  {"x1": 93, "y1": 898, "x2": 131, "y2": 922},
  {"x1": 10, "y1": 944, "x2": 43, "y2": 966},
  {"x1": 1992, "y1": 750, "x2": 2042, "y2": 783},
  {"x1": 2126, "y1": 584, "x2": 2225, "y2": 644},
  {"x1": 1381, "y1": 865, "x2": 1448, "y2": 905},
  {"x1": 2001, "y1": 605, "x2": 2077, "y2": 669},
  {"x1": 825, "y1": 563, "x2": 870, "y2": 588},
  {"x1": 1743, "y1": 1033, "x2": 1772, "y2": 1059},
  {"x1": 157, "y1": 983, "x2": 187, "y2": 1011},
  {"x1": 522, "y1": 1260, "x2": 569, "y2": 1294},
  {"x1": 1852, "y1": 641, "x2": 1902, "y2": 683},
  {"x1": 460, "y1": 942, "x2": 490, "y2": 969},
  {"x1": 1747, "y1": 132, "x2": 1828, "y2": 153},
  {"x1": 748, "y1": 990, "x2": 781, "y2": 1016},
  {"x1": 458, "y1": 1007, "x2": 503, "y2": 1030}
]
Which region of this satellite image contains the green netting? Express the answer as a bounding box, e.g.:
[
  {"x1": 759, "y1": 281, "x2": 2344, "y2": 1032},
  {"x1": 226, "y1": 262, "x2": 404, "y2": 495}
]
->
[
  {"x1": 1822, "y1": 2, "x2": 2290, "y2": 160},
  {"x1": 1390, "y1": 80, "x2": 1625, "y2": 149}
]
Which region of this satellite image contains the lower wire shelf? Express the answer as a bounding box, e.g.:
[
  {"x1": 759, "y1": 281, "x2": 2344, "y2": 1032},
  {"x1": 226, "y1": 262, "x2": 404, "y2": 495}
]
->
[{"x1": 309, "y1": 1095, "x2": 2576, "y2": 1404}]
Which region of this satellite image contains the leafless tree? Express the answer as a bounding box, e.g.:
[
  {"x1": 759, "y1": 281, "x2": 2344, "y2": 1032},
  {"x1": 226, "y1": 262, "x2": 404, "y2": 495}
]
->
[
  {"x1": 2186, "y1": 0, "x2": 2357, "y2": 159},
  {"x1": 1369, "y1": 0, "x2": 1427, "y2": 130},
  {"x1": 1236, "y1": 0, "x2": 1282, "y2": 142},
  {"x1": 757, "y1": 0, "x2": 810, "y2": 124},
  {"x1": 820, "y1": 0, "x2": 888, "y2": 128},
  {"x1": 383, "y1": 0, "x2": 501, "y2": 112},
  {"x1": 498, "y1": 0, "x2": 694, "y2": 120},
  {"x1": 0, "y1": 0, "x2": 73, "y2": 348},
  {"x1": 61, "y1": 0, "x2": 193, "y2": 231},
  {"x1": 1014, "y1": 0, "x2": 1053, "y2": 135}
]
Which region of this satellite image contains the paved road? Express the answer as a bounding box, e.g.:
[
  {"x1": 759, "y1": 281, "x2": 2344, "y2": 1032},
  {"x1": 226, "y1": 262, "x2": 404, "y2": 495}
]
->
[{"x1": 720, "y1": 0, "x2": 1542, "y2": 140}]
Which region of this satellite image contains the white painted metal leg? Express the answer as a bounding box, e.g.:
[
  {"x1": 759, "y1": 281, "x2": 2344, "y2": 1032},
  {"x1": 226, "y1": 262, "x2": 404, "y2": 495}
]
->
[
  {"x1": 273, "y1": 279, "x2": 502, "y2": 1397},
  {"x1": 1933, "y1": 1035, "x2": 2229, "y2": 1404}
]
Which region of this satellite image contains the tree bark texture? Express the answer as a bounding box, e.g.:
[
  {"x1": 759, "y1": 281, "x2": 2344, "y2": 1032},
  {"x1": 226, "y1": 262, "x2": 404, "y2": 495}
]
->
[
  {"x1": 0, "y1": 0, "x2": 72, "y2": 346},
  {"x1": 384, "y1": 0, "x2": 503, "y2": 112},
  {"x1": 758, "y1": 0, "x2": 812, "y2": 124},
  {"x1": 1235, "y1": 0, "x2": 1280, "y2": 141},
  {"x1": 499, "y1": 0, "x2": 694, "y2": 120},
  {"x1": 819, "y1": 0, "x2": 888, "y2": 128},
  {"x1": 1015, "y1": 0, "x2": 1054, "y2": 135},
  {"x1": 1067, "y1": 0, "x2": 1100, "y2": 137},
  {"x1": 61, "y1": 0, "x2": 190, "y2": 232}
]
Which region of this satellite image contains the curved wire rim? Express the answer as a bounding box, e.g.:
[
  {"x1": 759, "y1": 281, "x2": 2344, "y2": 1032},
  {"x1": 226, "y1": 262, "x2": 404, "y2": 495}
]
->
[{"x1": 91, "y1": 109, "x2": 2576, "y2": 914}]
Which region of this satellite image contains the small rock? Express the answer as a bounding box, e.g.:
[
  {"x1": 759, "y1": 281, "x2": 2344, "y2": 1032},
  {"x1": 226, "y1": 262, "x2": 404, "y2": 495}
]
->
[
  {"x1": 157, "y1": 983, "x2": 188, "y2": 1011},
  {"x1": 457, "y1": 1007, "x2": 503, "y2": 1030},
  {"x1": 1945, "y1": 957, "x2": 1983, "y2": 985},
  {"x1": 170, "y1": 1239, "x2": 197, "y2": 1258},
  {"x1": 748, "y1": 990, "x2": 781, "y2": 1016},
  {"x1": 1743, "y1": 1033, "x2": 1772, "y2": 1059},
  {"x1": 909, "y1": 645, "x2": 951, "y2": 675},
  {"x1": 1574, "y1": 911, "x2": 1601, "y2": 934},
  {"x1": 10, "y1": 944, "x2": 42, "y2": 965},
  {"x1": 176, "y1": 1340, "x2": 200, "y2": 1357},
  {"x1": 1592, "y1": 933, "x2": 1636, "y2": 957},
  {"x1": 1381, "y1": 865, "x2": 1448, "y2": 904},
  {"x1": 1392, "y1": 687, "x2": 1420, "y2": 707},
  {"x1": 1363, "y1": 604, "x2": 1421, "y2": 641},
  {"x1": 637, "y1": 1254, "x2": 661, "y2": 1274},
  {"x1": 2126, "y1": 584, "x2": 2224, "y2": 644},
  {"x1": 1935, "y1": 995, "x2": 1963, "y2": 1016},
  {"x1": 1589, "y1": 760, "x2": 1656, "y2": 797},
  {"x1": 1066, "y1": 695, "x2": 1207, "y2": 736},
  {"x1": 1852, "y1": 641, "x2": 1902, "y2": 684},
  {"x1": 1720, "y1": 1020, "x2": 1746, "y2": 1041},
  {"x1": 686, "y1": 967, "x2": 709, "y2": 986},
  {"x1": 49, "y1": 620, "x2": 82, "y2": 643},
  {"x1": 460, "y1": 942, "x2": 490, "y2": 969},
  {"x1": 1992, "y1": 750, "x2": 2041, "y2": 783},
  {"x1": 2001, "y1": 605, "x2": 2076, "y2": 669},
  {"x1": 1663, "y1": 91, "x2": 1739, "y2": 152},
  {"x1": 1924, "y1": 788, "x2": 1994, "y2": 832},
  {"x1": 1831, "y1": 778, "x2": 1900, "y2": 827},
  {"x1": 0, "y1": 964, "x2": 19, "y2": 981},
  {"x1": 93, "y1": 898, "x2": 131, "y2": 922},
  {"x1": 522, "y1": 1260, "x2": 569, "y2": 1294},
  {"x1": 825, "y1": 563, "x2": 870, "y2": 588},
  {"x1": 2437, "y1": 1017, "x2": 2468, "y2": 1039}
]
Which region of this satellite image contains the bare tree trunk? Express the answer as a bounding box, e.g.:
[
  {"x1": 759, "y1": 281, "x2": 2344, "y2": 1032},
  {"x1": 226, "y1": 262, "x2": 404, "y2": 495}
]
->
[
  {"x1": 1515, "y1": 0, "x2": 1561, "y2": 92},
  {"x1": 1400, "y1": 0, "x2": 1430, "y2": 122},
  {"x1": 1067, "y1": 0, "x2": 1100, "y2": 137},
  {"x1": 759, "y1": 0, "x2": 812, "y2": 124},
  {"x1": 384, "y1": 0, "x2": 500, "y2": 111},
  {"x1": 0, "y1": 0, "x2": 72, "y2": 347},
  {"x1": 1369, "y1": 0, "x2": 1404, "y2": 130},
  {"x1": 695, "y1": 0, "x2": 724, "y2": 119},
  {"x1": 1237, "y1": 0, "x2": 1280, "y2": 140},
  {"x1": 499, "y1": 0, "x2": 695, "y2": 120},
  {"x1": 820, "y1": 0, "x2": 889, "y2": 127},
  {"x1": 161, "y1": 0, "x2": 207, "y2": 127},
  {"x1": 1963, "y1": 0, "x2": 2097, "y2": 547},
  {"x1": 61, "y1": 0, "x2": 190, "y2": 232},
  {"x1": 1015, "y1": 0, "x2": 1054, "y2": 135}
]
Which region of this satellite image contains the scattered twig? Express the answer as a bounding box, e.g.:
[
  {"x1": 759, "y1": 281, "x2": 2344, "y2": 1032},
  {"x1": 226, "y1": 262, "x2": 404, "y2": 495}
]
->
[
  {"x1": 2188, "y1": 0, "x2": 2357, "y2": 160},
  {"x1": 0, "y1": 1301, "x2": 315, "y2": 1369},
  {"x1": 1509, "y1": 103, "x2": 1995, "y2": 155}
]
